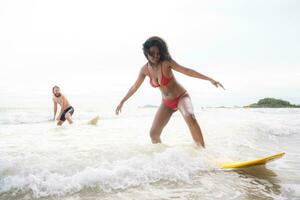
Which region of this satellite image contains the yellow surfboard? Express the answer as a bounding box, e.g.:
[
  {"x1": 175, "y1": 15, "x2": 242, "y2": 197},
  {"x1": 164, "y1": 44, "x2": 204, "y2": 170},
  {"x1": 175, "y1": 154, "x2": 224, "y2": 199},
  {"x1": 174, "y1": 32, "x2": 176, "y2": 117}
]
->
[{"x1": 220, "y1": 152, "x2": 285, "y2": 169}]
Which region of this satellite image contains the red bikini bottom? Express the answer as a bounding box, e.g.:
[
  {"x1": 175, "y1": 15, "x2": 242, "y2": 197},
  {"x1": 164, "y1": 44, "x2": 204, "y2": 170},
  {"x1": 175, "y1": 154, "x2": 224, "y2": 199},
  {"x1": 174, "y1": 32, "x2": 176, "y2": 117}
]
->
[{"x1": 162, "y1": 91, "x2": 188, "y2": 110}]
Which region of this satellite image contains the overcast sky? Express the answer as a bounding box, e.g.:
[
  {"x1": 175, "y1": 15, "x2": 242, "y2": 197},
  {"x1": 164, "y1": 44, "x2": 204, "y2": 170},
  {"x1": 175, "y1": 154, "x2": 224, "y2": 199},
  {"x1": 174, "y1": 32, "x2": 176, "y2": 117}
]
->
[{"x1": 0, "y1": 0, "x2": 299, "y2": 107}]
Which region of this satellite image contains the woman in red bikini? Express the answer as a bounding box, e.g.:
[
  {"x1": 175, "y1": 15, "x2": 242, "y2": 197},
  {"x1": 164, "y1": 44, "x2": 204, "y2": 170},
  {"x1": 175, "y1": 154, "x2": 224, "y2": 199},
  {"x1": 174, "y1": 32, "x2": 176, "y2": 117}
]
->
[{"x1": 115, "y1": 36, "x2": 225, "y2": 148}]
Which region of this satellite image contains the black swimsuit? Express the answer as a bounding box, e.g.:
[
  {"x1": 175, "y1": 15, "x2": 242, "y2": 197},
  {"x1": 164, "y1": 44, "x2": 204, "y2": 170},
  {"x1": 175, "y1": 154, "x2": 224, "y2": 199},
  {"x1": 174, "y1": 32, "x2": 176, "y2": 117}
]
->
[{"x1": 60, "y1": 106, "x2": 74, "y2": 121}]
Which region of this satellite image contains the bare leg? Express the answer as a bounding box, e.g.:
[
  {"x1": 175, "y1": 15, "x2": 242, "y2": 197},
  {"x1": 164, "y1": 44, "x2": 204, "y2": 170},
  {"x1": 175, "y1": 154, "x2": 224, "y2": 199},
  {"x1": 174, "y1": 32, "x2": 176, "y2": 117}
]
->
[
  {"x1": 177, "y1": 95, "x2": 205, "y2": 148},
  {"x1": 65, "y1": 113, "x2": 73, "y2": 124},
  {"x1": 149, "y1": 103, "x2": 174, "y2": 143},
  {"x1": 57, "y1": 120, "x2": 64, "y2": 126}
]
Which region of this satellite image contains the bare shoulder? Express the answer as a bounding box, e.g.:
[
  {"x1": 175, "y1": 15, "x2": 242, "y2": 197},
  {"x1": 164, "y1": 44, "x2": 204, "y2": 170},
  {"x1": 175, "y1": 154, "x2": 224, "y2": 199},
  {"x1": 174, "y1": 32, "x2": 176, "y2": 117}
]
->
[
  {"x1": 166, "y1": 59, "x2": 177, "y2": 67},
  {"x1": 140, "y1": 63, "x2": 148, "y2": 75},
  {"x1": 168, "y1": 59, "x2": 185, "y2": 71},
  {"x1": 161, "y1": 60, "x2": 173, "y2": 68},
  {"x1": 61, "y1": 94, "x2": 68, "y2": 101}
]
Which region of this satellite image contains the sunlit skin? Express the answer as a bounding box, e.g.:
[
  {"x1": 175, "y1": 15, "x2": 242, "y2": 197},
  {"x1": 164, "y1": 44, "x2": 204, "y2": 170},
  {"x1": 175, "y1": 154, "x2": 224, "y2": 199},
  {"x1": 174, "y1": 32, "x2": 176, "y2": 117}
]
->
[
  {"x1": 52, "y1": 86, "x2": 73, "y2": 126},
  {"x1": 116, "y1": 45, "x2": 225, "y2": 148}
]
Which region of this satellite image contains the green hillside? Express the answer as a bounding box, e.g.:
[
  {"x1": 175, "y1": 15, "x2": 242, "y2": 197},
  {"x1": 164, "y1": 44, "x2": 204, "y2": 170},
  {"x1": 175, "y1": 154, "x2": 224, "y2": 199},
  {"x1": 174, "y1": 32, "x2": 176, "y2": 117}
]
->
[{"x1": 245, "y1": 98, "x2": 300, "y2": 108}]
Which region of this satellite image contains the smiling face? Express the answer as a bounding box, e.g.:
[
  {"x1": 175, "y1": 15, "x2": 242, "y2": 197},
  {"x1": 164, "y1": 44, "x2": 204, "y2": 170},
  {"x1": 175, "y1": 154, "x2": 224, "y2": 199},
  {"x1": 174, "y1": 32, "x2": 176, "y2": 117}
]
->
[
  {"x1": 52, "y1": 86, "x2": 61, "y2": 97},
  {"x1": 147, "y1": 46, "x2": 160, "y2": 64}
]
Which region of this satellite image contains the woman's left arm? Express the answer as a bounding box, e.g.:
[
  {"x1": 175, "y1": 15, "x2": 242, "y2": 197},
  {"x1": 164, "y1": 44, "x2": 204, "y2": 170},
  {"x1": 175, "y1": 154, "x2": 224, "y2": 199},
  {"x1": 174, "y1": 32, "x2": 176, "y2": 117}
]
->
[{"x1": 170, "y1": 60, "x2": 225, "y2": 90}]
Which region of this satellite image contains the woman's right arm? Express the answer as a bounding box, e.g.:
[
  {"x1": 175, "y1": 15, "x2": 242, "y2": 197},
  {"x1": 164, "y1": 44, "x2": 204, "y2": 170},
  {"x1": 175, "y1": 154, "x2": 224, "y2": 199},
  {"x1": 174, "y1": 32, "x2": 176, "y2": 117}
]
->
[{"x1": 115, "y1": 67, "x2": 146, "y2": 115}]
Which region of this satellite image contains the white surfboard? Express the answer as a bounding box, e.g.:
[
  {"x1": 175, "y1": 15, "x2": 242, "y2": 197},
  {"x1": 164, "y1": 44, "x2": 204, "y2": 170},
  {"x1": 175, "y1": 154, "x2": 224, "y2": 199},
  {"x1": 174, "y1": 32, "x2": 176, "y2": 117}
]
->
[{"x1": 87, "y1": 116, "x2": 100, "y2": 125}]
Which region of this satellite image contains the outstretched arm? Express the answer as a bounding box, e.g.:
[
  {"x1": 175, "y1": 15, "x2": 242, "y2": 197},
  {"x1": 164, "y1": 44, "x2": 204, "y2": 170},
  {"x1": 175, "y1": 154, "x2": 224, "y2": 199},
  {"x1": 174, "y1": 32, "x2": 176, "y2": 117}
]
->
[
  {"x1": 115, "y1": 67, "x2": 146, "y2": 115},
  {"x1": 170, "y1": 60, "x2": 225, "y2": 90}
]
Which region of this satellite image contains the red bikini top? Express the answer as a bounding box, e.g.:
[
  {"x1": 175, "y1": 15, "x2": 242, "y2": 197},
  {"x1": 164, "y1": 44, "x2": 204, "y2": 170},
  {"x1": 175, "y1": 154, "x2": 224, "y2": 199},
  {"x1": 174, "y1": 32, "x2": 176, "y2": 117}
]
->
[{"x1": 147, "y1": 63, "x2": 173, "y2": 88}]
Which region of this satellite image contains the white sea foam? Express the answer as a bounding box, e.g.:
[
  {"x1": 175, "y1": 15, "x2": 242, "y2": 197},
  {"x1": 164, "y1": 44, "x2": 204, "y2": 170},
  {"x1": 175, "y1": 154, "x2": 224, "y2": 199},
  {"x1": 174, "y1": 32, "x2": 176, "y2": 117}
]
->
[
  {"x1": 0, "y1": 145, "x2": 212, "y2": 198},
  {"x1": 0, "y1": 108, "x2": 299, "y2": 199}
]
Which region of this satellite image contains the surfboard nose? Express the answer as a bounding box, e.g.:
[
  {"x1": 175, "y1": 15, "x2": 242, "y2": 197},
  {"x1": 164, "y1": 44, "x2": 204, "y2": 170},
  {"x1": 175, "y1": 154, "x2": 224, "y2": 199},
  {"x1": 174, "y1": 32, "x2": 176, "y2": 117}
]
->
[{"x1": 220, "y1": 152, "x2": 285, "y2": 169}]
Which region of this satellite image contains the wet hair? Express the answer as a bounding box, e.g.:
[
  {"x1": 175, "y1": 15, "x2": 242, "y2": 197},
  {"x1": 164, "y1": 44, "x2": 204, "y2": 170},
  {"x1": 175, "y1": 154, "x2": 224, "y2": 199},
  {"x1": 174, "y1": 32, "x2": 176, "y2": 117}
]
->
[
  {"x1": 52, "y1": 85, "x2": 60, "y2": 93},
  {"x1": 143, "y1": 36, "x2": 171, "y2": 61}
]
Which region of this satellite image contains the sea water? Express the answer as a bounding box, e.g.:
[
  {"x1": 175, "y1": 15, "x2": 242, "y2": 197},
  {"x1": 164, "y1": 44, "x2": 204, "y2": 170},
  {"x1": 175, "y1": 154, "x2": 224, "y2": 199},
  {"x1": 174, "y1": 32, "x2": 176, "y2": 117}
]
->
[{"x1": 1, "y1": 107, "x2": 300, "y2": 200}]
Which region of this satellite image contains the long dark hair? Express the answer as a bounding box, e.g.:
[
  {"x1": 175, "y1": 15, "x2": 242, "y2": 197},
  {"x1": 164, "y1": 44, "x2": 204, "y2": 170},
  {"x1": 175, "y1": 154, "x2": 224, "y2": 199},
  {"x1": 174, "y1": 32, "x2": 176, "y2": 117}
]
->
[{"x1": 143, "y1": 36, "x2": 171, "y2": 61}]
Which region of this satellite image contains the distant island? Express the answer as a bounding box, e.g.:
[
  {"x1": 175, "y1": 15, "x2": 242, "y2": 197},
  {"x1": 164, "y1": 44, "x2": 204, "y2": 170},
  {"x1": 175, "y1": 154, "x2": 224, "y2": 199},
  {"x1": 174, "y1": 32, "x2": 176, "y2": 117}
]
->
[{"x1": 245, "y1": 98, "x2": 300, "y2": 108}]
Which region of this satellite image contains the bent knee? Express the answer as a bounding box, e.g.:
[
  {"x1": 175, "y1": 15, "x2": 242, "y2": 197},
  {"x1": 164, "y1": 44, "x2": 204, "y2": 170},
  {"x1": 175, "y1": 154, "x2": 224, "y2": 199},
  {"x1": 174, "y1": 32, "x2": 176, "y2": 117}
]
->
[
  {"x1": 185, "y1": 112, "x2": 196, "y2": 119},
  {"x1": 184, "y1": 113, "x2": 197, "y2": 124}
]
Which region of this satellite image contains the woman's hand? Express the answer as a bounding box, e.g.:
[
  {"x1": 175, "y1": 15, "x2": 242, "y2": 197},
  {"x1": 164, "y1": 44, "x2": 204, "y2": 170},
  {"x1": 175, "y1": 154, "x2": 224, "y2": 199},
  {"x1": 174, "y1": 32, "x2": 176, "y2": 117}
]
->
[
  {"x1": 210, "y1": 79, "x2": 225, "y2": 90},
  {"x1": 115, "y1": 102, "x2": 124, "y2": 115}
]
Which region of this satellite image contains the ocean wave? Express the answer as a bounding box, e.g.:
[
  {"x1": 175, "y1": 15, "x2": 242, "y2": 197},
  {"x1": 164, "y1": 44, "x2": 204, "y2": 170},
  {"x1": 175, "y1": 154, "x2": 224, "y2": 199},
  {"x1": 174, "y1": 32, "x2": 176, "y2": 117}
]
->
[{"x1": 0, "y1": 147, "x2": 212, "y2": 198}]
